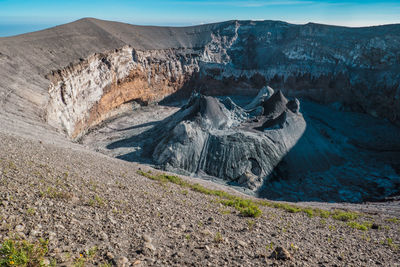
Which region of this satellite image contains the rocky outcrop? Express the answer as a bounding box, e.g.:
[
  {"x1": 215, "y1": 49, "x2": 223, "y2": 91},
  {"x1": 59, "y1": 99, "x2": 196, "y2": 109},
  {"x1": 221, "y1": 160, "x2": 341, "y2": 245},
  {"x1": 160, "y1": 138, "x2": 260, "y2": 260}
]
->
[
  {"x1": 150, "y1": 88, "x2": 305, "y2": 192},
  {"x1": 46, "y1": 46, "x2": 201, "y2": 139}
]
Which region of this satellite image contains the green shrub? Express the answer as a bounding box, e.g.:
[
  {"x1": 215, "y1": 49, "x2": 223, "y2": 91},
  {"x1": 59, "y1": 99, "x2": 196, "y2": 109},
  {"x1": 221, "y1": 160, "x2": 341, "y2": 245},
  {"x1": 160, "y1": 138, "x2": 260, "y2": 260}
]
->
[
  {"x1": 0, "y1": 238, "x2": 49, "y2": 266},
  {"x1": 220, "y1": 198, "x2": 261, "y2": 217},
  {"x1": 332, "y1": 210, "x2": 358, "y2": 221},
  {"x1": 347, "y1": 221, "x2": 372, "y2": 231}
]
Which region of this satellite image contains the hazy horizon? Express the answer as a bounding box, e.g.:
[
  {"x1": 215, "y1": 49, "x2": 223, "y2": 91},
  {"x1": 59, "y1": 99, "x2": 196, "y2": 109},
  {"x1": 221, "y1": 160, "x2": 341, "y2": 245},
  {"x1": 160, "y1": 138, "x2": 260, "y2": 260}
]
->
[{"x1": 1, "y1": 0, "x2": 399, "y2": 37}]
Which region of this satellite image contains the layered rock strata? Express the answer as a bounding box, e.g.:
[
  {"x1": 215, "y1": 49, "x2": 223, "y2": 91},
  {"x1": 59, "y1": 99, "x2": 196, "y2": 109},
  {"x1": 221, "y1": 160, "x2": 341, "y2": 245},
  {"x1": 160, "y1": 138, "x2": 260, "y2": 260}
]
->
[{"x1": 46, "y1": 46, "x2": 200, "y2": 139}]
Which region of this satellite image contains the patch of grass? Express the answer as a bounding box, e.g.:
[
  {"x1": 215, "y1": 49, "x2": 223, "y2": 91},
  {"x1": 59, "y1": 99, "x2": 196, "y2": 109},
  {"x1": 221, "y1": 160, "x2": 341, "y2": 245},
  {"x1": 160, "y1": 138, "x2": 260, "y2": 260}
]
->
[
  {"x1": 331, "y1": 210, "x2": 358, "y2": 221},
  {"x1": 39, "y1": 186, "x2": 71, "y2": 200},
  {"x1": 266, "y1": 242, "x2": 274, "y2": 251},
  {"x1": 386, "y1": 217, "x2": 400, "y2": 224},
  {"x1": 220, "y1": 198, "x2": 262, "y2": 217},
  {"x1": 303, "y1": 208, "x2": 314, "y2": 217},
  {"x1": 73, "y1": 247, "x2": 98, "y2": 267},
  {"x1": 86, "y1": 246, "x2": 98, "y2": 259},
  {"x1": 137, "y1": 170, "x2": 365, "y2": 224},
  {"x1": 315, "y1": 209, "x2": 331, "y2": 218},
  {"x1": 73, "y1": 255, "x2": 85, "y2": 267},
  {"x1": 0, "y1": 238, "x2": 49, "y2": 266},
  {"x1": 214, "y1": 232, "x2": 223, "y2": 243},
  {"x1": 361, "y1": 233, "x2": 371, "y2": 242},
  {"x1": 347, "y1": 221, "x2": 372, "y2": 231},
  {"x1": 138, "y1": 170, "x2": 259, "y2": 217},
  {"x1": 88, "y1": 195, "x2": 105, "y2": 207},
  {"x1": 247, "y1": 219, "x2": 255, "y2": 230},
  {"x1": 219, "y1": 208, "x2": 231, "y2": 215},
  {"x1": 26, "y1": 208, "x2": 36, "y2": 216},
  {"x1": 386, "y1": 238, "x2": 399, "y2": 251}
]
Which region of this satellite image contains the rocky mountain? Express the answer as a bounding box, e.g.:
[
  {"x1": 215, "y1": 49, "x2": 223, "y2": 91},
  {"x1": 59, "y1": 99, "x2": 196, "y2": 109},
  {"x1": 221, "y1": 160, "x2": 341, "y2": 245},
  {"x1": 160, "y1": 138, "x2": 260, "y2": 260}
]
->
[
  {"x1": 1, "y1": 18, "x2": 400, "y2": 266},
  {"x1": 0, "y1": 18, "x2": 399, "y2": 202},
  {"x1": 1, "y1": 18, "x2": 400, "y2": 139}
]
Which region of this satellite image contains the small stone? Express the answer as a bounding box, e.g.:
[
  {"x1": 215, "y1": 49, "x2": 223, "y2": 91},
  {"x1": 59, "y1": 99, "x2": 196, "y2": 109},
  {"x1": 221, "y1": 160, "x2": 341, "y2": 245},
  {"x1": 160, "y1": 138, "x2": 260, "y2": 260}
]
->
[
  {"x1": 48, "y1": 231, "x2": 56, "y2": 241},
  {"x1": 200, "y1": 229, "x2": 212, "y2": 236},
  {"x1": 71, "y1": 196, "x2": 79, "y2": 204},
  {"x1": 15, "y1": 224, "x2": 25, "y2": 232},
  {"x1": 116, "y1": 256, "x2": 129, "y2": 267},
  {"x1": 105, "y1": 252, "x2": 114, "y2": 260},
  {"x1": 371, "y1": 223, "x2": 380, "y2": 229},
  {"x1": 42, "y1": 258, "x2": 50, "y2": 265},
  {"x1": 205, "y1": 245, "x2": 210, "y2": 251},
  {"x1": 108, "y1": 216, "x2": 117, "y2": 224},
  {"x1": 144, "y1": 242, "x2": 155, "y2": 251},
  {"x1": 269, "y1": 247, "x2": 292, "y2": 261},
  {"x1": 30, "y1": 229, "x2": 41, "y2": 237},
  {"x1": 55, "y1": 224, "x2": 65, "y2": 230},
  {"x1": 142, "y1": 234, "x2": 152, "y2": 243},
  {"x1": 133, "y1": 259, "x2": 141, "y2": 265},
  {"x1": 100, "y1": 231, "x2": 108, "y2": 240},
  {"x1": 238, "y1": 240, "x2": 247, "y2": 247}
]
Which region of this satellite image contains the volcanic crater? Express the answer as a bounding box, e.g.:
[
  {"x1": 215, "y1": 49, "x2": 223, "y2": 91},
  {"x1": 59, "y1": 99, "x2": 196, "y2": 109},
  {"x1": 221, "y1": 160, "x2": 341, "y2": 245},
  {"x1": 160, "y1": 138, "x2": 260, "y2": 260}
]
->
[{"x1": 2, "y1": 18, "x2": 400, "y2": 203}]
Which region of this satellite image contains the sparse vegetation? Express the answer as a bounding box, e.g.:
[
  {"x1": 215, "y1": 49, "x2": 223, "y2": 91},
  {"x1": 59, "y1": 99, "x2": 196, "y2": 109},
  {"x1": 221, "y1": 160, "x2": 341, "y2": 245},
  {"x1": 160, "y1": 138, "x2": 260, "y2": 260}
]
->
[
  {"x1": 386, "y1": 217, "x2": 400, "y2": 224},
  {"x1": 331, "y1": 210, "x2": 358, "y2": 221},
  {"x1": 39, "y1": 186, "x2": 71, "y2": 200},
  {"x1": 138, "y1": 170, "x2": 261, "y2": 217},
  {"x1": 26, "y1": 208, "x2": 36, "y2": 216},
  {"x1": 88, "y1": 195, "x2": 106, "y2": 207},
  {"x1": 137, "y1": 170, "x2": 368, "y2": 225},
  {"x1": 386, "y1": 238, "x2": 399, "y2": 251},
  {"x1": 247, "y1": 219, "x2": 255, "y2": 230},
  {"x1": 266, "y1": 242, "x2": 275, "y2": 251},
  {"x1": 214, "y1": 232, "x2": 223, "y2": 243},
  {"x1": 220, "y1": 198, "x2": 262, "y2": 217},
  {"x1": 73, "y1": 246, "x2": 99, "y2": 267},
  {"x1": 347, "y1": 221, "x2": 372, "y2": 231},
  {"x1": 0, "y1": 238, "x2": 49, "y2": 267}
]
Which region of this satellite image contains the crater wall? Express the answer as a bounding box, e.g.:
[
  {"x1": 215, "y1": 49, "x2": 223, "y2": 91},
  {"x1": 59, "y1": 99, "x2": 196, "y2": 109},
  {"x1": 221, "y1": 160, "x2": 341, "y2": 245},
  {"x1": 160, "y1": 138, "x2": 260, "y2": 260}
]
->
[{"x1": 44, "y1": 20, "x2": 400, "y2": 139}]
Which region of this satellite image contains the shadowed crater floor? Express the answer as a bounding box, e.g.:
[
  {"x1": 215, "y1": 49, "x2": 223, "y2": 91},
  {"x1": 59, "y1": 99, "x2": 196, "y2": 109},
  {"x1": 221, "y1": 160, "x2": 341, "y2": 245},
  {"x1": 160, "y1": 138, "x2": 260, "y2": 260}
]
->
[{"x1": 82, "y1": 86, "x2": 400, "y2": 203}]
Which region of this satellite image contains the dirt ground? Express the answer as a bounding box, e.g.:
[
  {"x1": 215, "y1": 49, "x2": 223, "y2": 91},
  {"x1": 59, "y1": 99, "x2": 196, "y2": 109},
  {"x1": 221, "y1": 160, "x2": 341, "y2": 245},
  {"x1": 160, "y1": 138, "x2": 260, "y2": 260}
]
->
[{"x1": 1, "y1": 129, "x2": 399, "y2": 266}]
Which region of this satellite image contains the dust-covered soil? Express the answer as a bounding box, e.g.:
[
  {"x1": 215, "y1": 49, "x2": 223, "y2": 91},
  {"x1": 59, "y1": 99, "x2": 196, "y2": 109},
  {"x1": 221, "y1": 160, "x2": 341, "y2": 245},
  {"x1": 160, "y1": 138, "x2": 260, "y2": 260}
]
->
[{"x1": 1, "y1": 131, "x2": 399, "y2": 266}]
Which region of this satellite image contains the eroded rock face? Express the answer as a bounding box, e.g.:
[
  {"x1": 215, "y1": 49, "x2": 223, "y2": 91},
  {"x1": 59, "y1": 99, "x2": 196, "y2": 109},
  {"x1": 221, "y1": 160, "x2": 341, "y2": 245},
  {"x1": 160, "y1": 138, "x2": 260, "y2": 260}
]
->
[
  {"x1": 45, "y1": 20, "x2": 400, "y2": 139},
  {"x1": 46, "y1": 46, "x2": 200, "y2": 139},
  {"x1": 151, "y1": 88, "x2": 306, "y2": 191}
]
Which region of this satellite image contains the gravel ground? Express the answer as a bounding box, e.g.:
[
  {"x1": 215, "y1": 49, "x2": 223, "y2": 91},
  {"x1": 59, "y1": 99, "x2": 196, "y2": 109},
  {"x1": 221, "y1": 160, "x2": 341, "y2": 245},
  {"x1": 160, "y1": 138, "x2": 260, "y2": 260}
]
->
[{"x1": 0, "y1": 131, "x2": 399, "y2": 266}]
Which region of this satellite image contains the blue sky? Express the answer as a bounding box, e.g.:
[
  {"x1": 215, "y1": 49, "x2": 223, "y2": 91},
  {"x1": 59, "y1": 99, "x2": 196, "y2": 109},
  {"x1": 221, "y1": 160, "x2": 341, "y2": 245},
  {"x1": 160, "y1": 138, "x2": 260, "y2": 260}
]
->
[{"x1": 0, "y1": 0, "x2": 399, "y2": 36}]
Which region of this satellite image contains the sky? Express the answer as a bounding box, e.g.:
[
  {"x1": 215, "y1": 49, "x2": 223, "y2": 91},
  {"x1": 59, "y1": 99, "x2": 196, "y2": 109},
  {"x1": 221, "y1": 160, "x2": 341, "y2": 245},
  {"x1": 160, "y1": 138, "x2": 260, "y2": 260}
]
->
[{"x1": 0, "y1": 0, "x2": 399, "y2": 37}]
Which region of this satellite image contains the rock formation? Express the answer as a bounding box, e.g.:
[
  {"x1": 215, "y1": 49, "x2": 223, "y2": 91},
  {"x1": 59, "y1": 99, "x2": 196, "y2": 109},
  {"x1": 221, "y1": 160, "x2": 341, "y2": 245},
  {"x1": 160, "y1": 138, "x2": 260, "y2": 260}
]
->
[
  {"x1": 1, "y1": 18, "x2": 399, "y2": 202},
  {"x1": 36, "y1": 19, "x2": 400, "y2": 139},
  {"x1": 150, "y1": 88, "x2": 305, "y2": 192}
]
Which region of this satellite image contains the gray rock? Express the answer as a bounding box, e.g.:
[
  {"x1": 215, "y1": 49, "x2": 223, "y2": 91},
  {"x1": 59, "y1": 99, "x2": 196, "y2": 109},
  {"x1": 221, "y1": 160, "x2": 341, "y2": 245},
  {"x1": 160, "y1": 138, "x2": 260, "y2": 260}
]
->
[
  {"x1": 142, "y1": 234, "x2": 152, "y2": 243},
  {"x1": 144, "y1": 242, "x2": 155, "y2": 251},
  {"x1": 152, "y1": 89, "x2": 305, "y2": 192},
  {"x1": 116, "y1": 256, "x2": 129, "y2": 267},
  {"x1": 15, "y1": 224, "x2": 25, "y2": 232}
]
